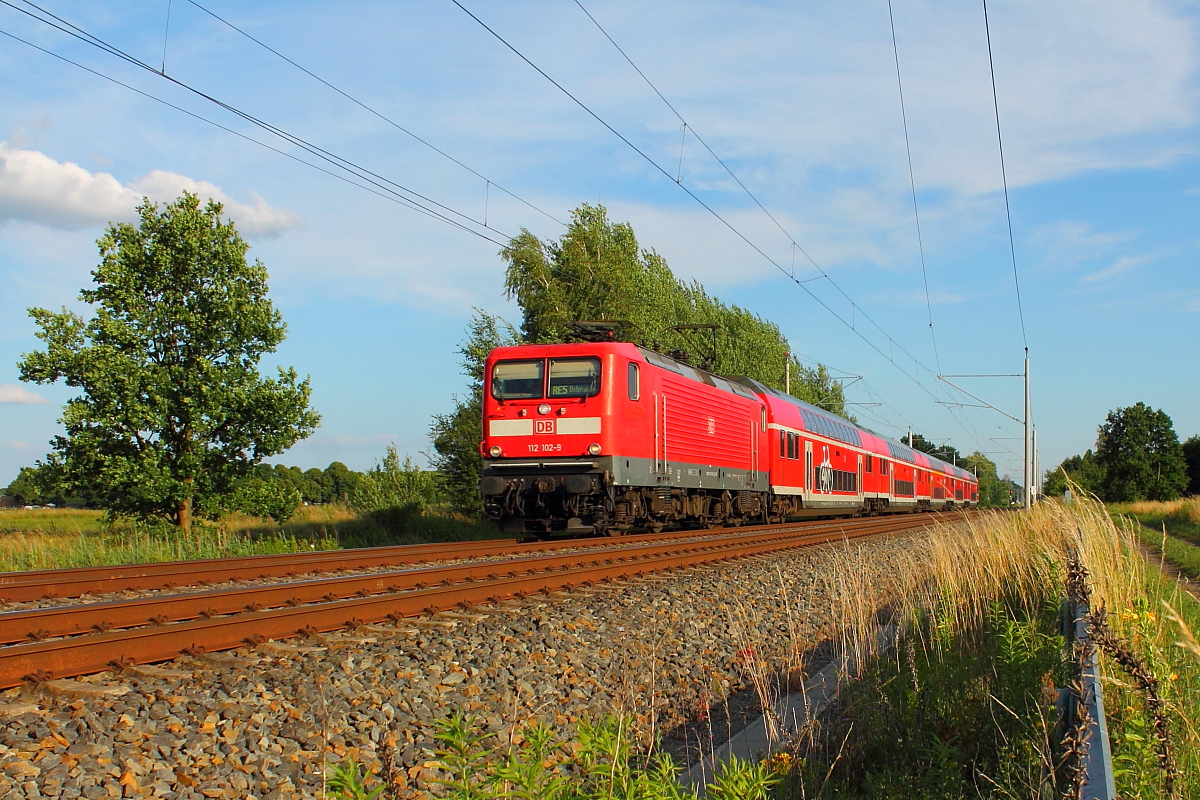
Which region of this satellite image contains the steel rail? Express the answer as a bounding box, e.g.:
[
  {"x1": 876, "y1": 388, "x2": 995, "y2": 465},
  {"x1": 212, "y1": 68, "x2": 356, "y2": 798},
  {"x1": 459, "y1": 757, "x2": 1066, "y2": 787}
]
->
[
  {"x1": 0, "y1": 513, "x2": 949, "y2": 602},
  {"x1": 0, "y1": 515, "x2": 946, "y2": 689},
  {"x1": 0, "y1": 517, "x2": 913, "y2": 645}
]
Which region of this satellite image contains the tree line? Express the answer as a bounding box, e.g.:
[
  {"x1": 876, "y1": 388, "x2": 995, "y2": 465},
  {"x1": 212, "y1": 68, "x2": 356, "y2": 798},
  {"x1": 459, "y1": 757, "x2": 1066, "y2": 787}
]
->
[
  {"x1": 5, "y1": 447, "x2": 444, "y2": 525},
  {"x1": 1042, "y1": 402, "x2": 1198, "y2": 502}
]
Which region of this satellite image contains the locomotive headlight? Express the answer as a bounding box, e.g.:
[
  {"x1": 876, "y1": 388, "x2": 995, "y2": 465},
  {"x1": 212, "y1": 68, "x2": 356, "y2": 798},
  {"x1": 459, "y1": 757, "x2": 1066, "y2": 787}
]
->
[
  {"x1": 538, "y1": 403, "x2": 551, "y2": 415},
  {"x1": 488, "y1": 445, "x2": 503, "y2": 458},
  {"x1": 588, "y1": 443, "x2": 602, "y2": 456}
]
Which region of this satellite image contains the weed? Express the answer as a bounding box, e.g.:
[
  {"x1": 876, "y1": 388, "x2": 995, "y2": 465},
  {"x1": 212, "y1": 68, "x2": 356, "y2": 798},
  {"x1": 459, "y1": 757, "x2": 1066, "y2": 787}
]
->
[{"x1": 327, "y1": 757, "x2": 386, "y2": 800}]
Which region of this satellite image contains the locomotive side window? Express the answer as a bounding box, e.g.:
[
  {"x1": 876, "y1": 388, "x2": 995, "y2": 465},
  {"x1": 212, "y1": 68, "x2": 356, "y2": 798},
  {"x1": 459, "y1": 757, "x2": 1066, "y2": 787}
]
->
[
  {"x1": 627, "y1": 362, "x2": 640, "y2": 401},
  {"x1": 880, "y1": 459, "x2": 889, "y2": 475},
  {"x1": 866, "y1": 456, "x2": 874, "y2": 474},
  {"x1": 492, "y1": 360, "x2": 544, "y2": 400},
  {"x1": 787, "y1": 432, "x2": 797, "y2": 460},
  {"x1": 779, "y1": 431, "x2": 786, "y2": 458},
  {"x1": 548, "y1": 358, "x2": 601, "y2": 398}
]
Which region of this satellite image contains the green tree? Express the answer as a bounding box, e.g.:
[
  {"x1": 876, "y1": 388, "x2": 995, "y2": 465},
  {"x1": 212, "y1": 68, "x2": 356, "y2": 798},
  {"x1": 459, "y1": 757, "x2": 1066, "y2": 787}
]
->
[
  {"x1": 230, "y1": 477, "x2": 302, "y2": 524},
  {"x1": 1183, "y1": 435, "x2": 1200, "y2": 496},
  {"x1": 429, "y1": 310, "x2": 519, "y2": 515},
  {"x1": 17, "y1": 192, "x2": 320, "y2": 533},
  {"x1": 323, "y1": 461, "x2": 360, "y2": 504},
  {"x1": 1095, "y1": 403, "x2": 1187, "y2": 502},
  {"x1": 351, "y1": 445, "x2": 441, "y2": 517},
  {"x1": 1041, "y1": 450, "x2": 1105, "y2": 498},
  {"x1": 4, "y1": 465, "x2": 58, "y2": 506},
  {"x1": 960, "y1": 452, "x2": 1008, "y2": 507}
]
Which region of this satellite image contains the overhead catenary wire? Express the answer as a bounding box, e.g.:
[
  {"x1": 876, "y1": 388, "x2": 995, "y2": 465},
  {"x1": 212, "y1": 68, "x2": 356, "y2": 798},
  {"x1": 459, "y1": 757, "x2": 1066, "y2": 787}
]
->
[
  {"x1": 182, "y1": 0, "x2": 565, "y2": 229},
  {"x1": 572, "y1": 0, "x2": 939, "y2": 380},
  {"x1": 560, "y1": 0, "x2": 1004, "y2": 456},
  {"x1": 451, "y1": 0, "x2": 963, "y2": 408},
  {"x1": 980, "y1": 0, "x2": 1028, "y2": 351},
  {"x1": 0, "y1": 0, "x2": 513, "y2": 246},
  {"x1": 0, "y1": 26, "x2": 508, "y2": 246},
  {"x1": 885, "y1": 0, "x2": 941, "y2": 372}
]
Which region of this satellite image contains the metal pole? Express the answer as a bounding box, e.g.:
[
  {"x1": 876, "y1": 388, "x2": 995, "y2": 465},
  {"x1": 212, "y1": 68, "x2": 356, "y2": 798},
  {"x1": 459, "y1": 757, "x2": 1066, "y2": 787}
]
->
[
  {"x1": 1024, "y1": 352, "x2": 1031, "y2": 509},
  {"x1": 785, "y1": 353, "x2": 790, "y2": 396},
  {"x1": 1033, "y1": 428, "x2": 1038, "y2": 504}
]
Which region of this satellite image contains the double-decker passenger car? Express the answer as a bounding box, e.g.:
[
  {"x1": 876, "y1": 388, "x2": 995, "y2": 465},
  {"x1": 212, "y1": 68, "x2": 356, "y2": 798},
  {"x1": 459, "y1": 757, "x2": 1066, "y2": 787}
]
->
[{"x1": 478, "y1": 341, "x2": 977, "y2": 535}]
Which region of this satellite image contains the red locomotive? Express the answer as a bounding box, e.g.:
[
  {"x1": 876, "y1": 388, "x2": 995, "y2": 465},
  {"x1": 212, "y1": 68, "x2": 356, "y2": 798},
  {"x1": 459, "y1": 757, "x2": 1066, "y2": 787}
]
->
[{"x1": 478, "y1": 341, "x2": 978, "y2": 535}]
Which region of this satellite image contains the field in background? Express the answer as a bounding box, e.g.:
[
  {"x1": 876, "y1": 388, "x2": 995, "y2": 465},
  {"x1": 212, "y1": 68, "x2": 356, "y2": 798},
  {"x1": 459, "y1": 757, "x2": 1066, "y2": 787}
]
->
[
  {"x1": 0, "y1": 503, "x2": 500, "y2": 572},
  {"x1": 1111, "y1": 496, "x2": 1200, "y2": 582},
  {"x1": 1113, "y1": 496, "x2": 1200, "y2": 543}
]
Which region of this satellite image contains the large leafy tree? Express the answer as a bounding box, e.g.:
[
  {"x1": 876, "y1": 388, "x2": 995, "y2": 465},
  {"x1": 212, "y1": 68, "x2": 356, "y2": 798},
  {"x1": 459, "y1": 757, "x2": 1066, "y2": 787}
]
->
[
  {"x1": 433, "y1": 204, "x2": 852, "y2": 516},
  {"x1": 18, "y1": 192, "x2": 319, "y2": 533},
  {"x1": 1042, "y1": 450, "x2": 1105, "y2": 498},
  {"x1": 1095, "y1": 402, "x2": 1187, "y2": 502}
]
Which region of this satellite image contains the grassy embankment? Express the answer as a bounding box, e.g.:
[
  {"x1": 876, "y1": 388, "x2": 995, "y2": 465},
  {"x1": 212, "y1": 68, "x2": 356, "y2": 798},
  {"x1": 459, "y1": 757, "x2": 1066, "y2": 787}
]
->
[
  {"x1": 1111, "y1": 496, "x2": 1200, "y2": 581},
  {"x1": 0, "y1": 504, "x2": 500, "y2": 572},
  {"x1": 346, "y1": 498, "x2": 1200, "y2": 800},
  {"x1": 782, "y1": 497, "x2": 1200, "y2": 799}
]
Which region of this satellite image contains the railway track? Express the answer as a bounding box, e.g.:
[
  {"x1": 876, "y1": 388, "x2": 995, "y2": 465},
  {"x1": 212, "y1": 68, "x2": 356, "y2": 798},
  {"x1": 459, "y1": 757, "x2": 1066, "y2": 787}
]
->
[
  {"x1": 0, "y1": 515, "x2": 887, "y2": 604},
  {"x1": 0, "y1": 512, "x2": 965, "y2": 690}
]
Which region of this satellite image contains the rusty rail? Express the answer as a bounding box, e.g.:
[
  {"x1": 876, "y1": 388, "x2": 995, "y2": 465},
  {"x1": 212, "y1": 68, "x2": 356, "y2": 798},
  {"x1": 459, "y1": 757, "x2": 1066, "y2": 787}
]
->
[
  {"x1": 0, "y1": 515, "x2": 905, "y2": 602},
  {"x1": 0, "y1": 513, "x2": 963, "y2": 689}
]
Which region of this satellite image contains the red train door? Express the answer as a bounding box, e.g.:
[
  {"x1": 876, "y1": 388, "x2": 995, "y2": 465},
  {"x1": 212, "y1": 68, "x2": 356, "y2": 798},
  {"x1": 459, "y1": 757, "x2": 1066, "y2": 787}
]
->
[{"x1": 805, "y1": 440, "x2": 813, "y2": 499}]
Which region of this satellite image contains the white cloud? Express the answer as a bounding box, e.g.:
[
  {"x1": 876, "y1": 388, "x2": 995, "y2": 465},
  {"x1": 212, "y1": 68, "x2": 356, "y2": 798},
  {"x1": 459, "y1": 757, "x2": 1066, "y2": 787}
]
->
[
  {"x1": 1029, "y1": 221, "x2": 1136, "y2": 270},
  {"x1": 0, "y1": 142, "x2": 301, "y2": 237},
  {"x1": 1083, "y1": 254, "x2": 1154, "y2": 283},
  {"x1": 0, "y1": 384, "x2": 50, "y2": 404}
]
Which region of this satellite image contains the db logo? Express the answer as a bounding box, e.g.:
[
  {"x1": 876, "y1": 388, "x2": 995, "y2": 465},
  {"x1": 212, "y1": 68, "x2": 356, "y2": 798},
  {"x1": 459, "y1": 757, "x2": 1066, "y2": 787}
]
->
[
  {"x1": 707, "y1": 417, "x2": 716, "y2": 436},
  {"x1": 535, "y1": 419, "x2": 556, "y2": 435}
]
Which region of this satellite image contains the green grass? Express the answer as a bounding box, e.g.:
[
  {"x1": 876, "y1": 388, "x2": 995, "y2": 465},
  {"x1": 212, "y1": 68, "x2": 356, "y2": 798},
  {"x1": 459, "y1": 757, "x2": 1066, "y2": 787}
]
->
[
  {"x1": 327, "y1": 713, "x2": 783, "y2": 800},
  {"x1": 1103, "y1": 569, "x2": 1200, "y2": 800},
  {"x1": 788, "y1": 599, "x2": 1067, "y2": 799},
  {"x1": 1135, "y1": 525, "x2": 1200, "y2": 582},
  {"x1": 0, "y1": 503, "x2": 502, "y2": 573}
]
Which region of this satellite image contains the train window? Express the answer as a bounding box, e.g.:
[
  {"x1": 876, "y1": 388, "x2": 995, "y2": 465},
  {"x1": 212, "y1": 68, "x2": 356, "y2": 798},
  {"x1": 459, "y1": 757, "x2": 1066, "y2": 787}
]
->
[
  {"x1": 627, "y1": 362, "x2": 640, "y2": 401},
  {"x1": 779, "y1": 432, "x2": 786, "y2": 458},
  {"x1": 880, "y1": 459, "x2": 889, "y2": 475},
  {"x1": 761, "y1": 407, "x2": 767, "y2": 431},
  {"x1": 548, "y1": 358, "x2": 601, "y2": 398},
  {"x1": 491, "y1": 360, "x2": 544, "y2": 400},
  {"x1": 866, "y1": 456, "x2": 873, "y2": 474},
  {"x1": 787, "y1": 432, "x2": 797, "y2": 460}
]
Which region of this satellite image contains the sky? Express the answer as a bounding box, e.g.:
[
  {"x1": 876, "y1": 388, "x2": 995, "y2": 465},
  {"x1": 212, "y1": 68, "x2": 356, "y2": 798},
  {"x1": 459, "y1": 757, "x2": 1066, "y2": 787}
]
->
[{"x1": 1, "y1": 0, "x2": 1198, "y2": 488}]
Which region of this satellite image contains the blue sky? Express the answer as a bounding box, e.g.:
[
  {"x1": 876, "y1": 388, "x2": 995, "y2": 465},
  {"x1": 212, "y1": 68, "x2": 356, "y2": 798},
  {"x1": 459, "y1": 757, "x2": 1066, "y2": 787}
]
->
[{"x1": 1, "y1": 0, "x2": 1197, "y2": 487}]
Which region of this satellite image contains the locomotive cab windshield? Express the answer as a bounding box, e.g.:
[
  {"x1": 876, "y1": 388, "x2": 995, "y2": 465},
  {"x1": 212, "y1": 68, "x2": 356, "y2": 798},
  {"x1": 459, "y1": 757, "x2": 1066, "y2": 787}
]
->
[
  {"x1": 491, "y1": 360, "x2": 543, "y2": 400},
  {"x1": 491, "y1": 357, "x2": 601, "y2": 400}
]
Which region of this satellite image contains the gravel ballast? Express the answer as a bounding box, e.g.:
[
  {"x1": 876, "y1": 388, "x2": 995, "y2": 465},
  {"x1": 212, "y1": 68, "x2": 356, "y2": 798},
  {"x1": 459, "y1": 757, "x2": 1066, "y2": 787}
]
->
[{"x1": 0, "y1": 531, "x2": 926, "y2": 799}]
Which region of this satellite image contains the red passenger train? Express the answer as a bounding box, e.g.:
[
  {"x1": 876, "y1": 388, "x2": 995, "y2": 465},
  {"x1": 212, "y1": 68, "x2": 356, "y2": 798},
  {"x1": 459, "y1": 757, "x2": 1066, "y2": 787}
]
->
[{"x1": 478, "y1": 341, "x2": 978, "y2": 535}]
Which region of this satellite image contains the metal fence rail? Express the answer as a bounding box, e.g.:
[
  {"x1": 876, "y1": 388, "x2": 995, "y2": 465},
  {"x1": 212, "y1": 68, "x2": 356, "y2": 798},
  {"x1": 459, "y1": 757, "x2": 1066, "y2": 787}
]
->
[{"x1": 1064, "y1": 598, "x2": 1117, "y2": 800}]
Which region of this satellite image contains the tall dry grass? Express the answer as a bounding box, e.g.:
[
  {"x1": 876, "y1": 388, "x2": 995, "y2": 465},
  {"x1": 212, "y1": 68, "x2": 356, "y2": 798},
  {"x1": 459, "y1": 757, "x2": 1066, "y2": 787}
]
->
[
  {"x1": 802, "y1": 497, "x2": 1199, "y2": 798},
  {"x1": 818, "y1": 500, "x2": 1147, "y2": 671}
]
